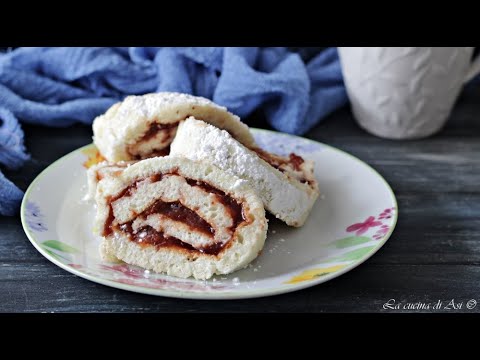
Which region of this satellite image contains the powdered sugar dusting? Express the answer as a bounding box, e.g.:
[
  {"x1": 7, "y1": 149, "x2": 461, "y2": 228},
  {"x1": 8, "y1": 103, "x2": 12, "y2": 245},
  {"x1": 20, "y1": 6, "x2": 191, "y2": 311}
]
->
[
  {"x1": 119, "y1": 92, "x2": 227, "y2": 119},
  {"x1": 171, "y1": 118, "x2": 319, "y2": 226},
  {"x1": 231, "y1": 173, "x2": 259, "y2": 192},
  {"x1": 93, "y1": 92, "x2": 255, "y2": 162}
]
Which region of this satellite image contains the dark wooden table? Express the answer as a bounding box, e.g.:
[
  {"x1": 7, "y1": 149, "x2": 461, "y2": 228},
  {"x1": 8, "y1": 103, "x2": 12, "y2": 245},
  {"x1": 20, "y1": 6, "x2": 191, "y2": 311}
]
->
[{"x1": 1, "y1": 84, "x2": 479, "y2": 313}]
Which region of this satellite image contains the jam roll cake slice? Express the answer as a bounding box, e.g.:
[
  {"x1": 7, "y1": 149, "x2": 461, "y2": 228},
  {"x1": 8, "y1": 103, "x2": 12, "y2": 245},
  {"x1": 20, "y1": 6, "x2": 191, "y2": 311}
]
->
[
  {"x1": 93, "y1": 92, "x2": 255, "y2": 162},
  {"x1": 170, "y1": 118, "x2": 320, "y2": 227},
  {"x1": 94, "y1": 156, "x2": 267, "y2": 280},
  {"x1": 84, "y1": 161, "x2": 134, "y2": 201}
]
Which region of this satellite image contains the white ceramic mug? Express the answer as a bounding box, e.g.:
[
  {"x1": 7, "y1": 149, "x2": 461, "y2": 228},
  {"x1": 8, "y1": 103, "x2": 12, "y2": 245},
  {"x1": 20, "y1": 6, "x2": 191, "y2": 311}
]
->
[{"x1": 338, "y1": 47, "x2": 480, "y2": 139}]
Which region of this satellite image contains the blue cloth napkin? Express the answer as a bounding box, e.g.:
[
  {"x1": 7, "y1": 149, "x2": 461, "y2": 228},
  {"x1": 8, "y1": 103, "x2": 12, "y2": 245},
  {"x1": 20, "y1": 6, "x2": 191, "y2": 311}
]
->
[{"x1": 0, "y1": 47, "x2": 347, "y2": 216}]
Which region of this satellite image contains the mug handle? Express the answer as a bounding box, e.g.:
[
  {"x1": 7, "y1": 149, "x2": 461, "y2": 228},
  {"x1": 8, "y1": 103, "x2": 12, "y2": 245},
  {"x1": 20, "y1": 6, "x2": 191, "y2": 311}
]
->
[{"x1": 464, "y1": 51, "x2": 480, "y2": 83}]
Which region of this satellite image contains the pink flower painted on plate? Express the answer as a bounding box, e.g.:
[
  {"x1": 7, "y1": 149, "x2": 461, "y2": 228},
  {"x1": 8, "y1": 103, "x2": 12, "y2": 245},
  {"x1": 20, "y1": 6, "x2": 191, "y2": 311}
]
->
[
  {"x1": 116, "y1": 278, "x2": 141, "y2": 286},
  {"x1": 378, "y1": 227, "x2": 390, "y2": 235},
  {"x1": 379, "y1": 207, "x2": 396, "y2": 220},
  {"x1": 373, "y1": 225, "x2": 390, "y2": 240},
  {"x1": 100, "y1": 264, "x2": 230, "y2": 291},
  {"x1": 346, "y1": 216, "x2": 382, "y2": 235},
  {"x1": 100, "y1": 264, "x2": 145, "y2": 279},
  {"x1": 149, "y1": 277, "x2": 229, "y2": 291}
]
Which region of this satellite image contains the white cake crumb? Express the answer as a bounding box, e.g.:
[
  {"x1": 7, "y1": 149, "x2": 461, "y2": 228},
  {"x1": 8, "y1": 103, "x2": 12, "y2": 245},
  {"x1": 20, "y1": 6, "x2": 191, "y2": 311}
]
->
[{"x1": 230, "y1": 178, "x2": 247, "y2": 191}]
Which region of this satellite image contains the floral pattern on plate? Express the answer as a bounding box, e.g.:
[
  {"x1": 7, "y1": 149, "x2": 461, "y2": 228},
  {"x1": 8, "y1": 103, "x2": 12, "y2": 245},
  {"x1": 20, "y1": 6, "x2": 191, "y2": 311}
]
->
[
  {"x1": 81, "y1": 146, "x2": 105, "y2": 169},
  {"x1": 66, "y1": 262, "x2": 233, "y2": 291},
  {"x1": 285, "y1": 207, "x2": 397, "y2": 284},
  {"x1": 25, "y1": 201, "x2": 48, "y2": 232}
]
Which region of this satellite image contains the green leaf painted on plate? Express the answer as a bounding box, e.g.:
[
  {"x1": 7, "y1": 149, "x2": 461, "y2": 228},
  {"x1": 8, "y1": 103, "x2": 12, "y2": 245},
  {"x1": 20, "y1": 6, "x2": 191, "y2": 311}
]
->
[
  {"x1": 330, "y1": 236, "x2": 371, "y2": 249},
  {"x1": 42, "y1": 240, "x2": 79, "y2": 254},
  {"x1": 43, "y1": 248, "x2": 70, "y2": 262},
  {"x1": 326, "y1": 246, "x2": 376, "y2": 262}
]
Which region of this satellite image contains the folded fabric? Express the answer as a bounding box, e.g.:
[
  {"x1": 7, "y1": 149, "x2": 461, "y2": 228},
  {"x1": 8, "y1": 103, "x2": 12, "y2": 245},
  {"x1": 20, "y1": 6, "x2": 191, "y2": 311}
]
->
[
  {"x1": 0, "y1": 47, "x2": 347, "y2": 216},
  {"x1": 0, "y1": 169, "x2": 23, "y2": 216}
]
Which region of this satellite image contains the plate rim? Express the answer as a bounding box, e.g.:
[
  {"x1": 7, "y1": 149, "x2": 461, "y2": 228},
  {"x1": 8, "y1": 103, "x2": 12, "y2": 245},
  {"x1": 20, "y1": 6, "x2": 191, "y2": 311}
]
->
[{"x1": 21, "y1": 128, "x2": 398, "y2": 300}]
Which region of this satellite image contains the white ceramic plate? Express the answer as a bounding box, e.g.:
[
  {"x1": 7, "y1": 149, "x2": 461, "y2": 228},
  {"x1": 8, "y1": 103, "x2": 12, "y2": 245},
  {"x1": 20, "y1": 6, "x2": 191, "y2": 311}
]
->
[{"x1": 21, "y1": 129, "x2": 397, "y2": 299}]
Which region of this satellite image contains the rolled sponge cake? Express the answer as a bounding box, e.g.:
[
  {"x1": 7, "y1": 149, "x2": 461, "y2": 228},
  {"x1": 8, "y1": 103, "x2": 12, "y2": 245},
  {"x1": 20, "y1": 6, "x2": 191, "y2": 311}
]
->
[
  {"x1": 93, "y1": 92, "x2": 255, "y2": 162},
  {"x1": 94, "y1": 156, "x2": 268, "y2": 280},
  {"x1": 170, "y1": 118, "x2": 320, "y2": 227},
  {"x1": 84, "y1": 160, "x2": 134, "y2": 201}
]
